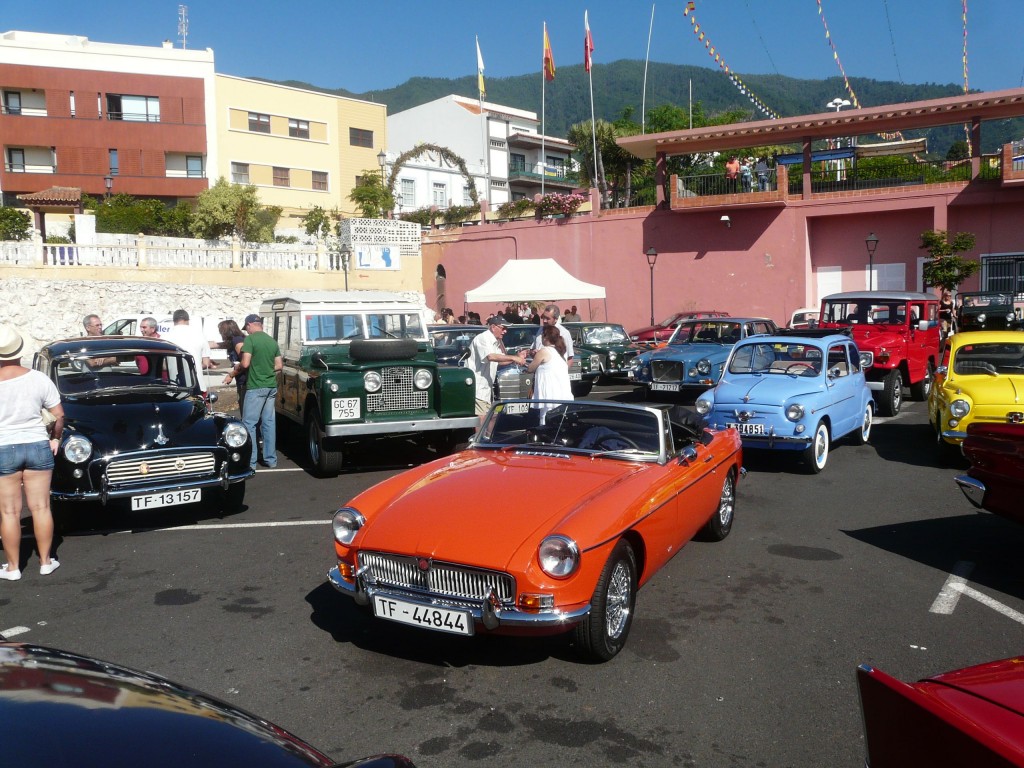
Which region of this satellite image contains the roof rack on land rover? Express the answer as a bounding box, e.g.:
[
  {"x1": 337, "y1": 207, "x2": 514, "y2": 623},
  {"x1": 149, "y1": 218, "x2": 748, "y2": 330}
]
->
[{"x1": 767, "y1": 328, "x2": 853, "y2": 339}]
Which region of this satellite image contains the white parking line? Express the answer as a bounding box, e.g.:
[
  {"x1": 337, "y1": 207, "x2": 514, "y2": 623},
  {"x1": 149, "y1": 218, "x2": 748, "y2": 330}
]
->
[
  {"x1": 127, "y1": 519, "x2": 331, "y2": 533},
  {"x1": 930, "y1": 561, "x2": 974, "y2": 614},
  {"x1": 1, "y1": 626, "x2": 30, "y2": 638}
]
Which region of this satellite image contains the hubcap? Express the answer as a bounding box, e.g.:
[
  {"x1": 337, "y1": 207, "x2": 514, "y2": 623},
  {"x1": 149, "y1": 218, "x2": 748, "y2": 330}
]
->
[
  {"x1": 718, "y1": 477, "x2": 734, "y2": 525},
  {"x1": 815, "y1": 426, "x2": 828, "y2": 467},
  {"x1": 863, "y1": 407, "x2": 872, "y2": 440},
  {"x1": 605, "y1": 561, "x2": 632, "y2": 639}
]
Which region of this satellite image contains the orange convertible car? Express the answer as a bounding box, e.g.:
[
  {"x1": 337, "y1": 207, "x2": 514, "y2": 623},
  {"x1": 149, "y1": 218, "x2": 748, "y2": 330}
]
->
[{"x1": 328, "y1": 399, "x2": 743, "y2": 661}]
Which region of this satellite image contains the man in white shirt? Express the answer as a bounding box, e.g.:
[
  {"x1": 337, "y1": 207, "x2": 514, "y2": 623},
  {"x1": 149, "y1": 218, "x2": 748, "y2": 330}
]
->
[
  {"x1": 531, "y1": 304, "x2": 574, "y2": 362},
  {"x1": 161, "y1": 309, "x2": 214, "y2": 391},
  {"x1": 466, "y1": 316, "x2": 526, "y2": 420}
]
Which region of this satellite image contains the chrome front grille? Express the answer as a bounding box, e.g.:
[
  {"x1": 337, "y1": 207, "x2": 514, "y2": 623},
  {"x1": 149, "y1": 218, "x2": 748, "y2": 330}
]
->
[
  {"x1": 569, "y1": 358, "x2": 583, "y2": 377},
  {"x1": 366, "y1": 366, "x2": 428, "y2": 412},
  {"x1": 652, "y1": 360, "x2": 683, "y2": 382},
  {"x1": 359, "y1": 551, "x2": 515, "y2": 603},
  {"x1": 105, "y1": 453, "x2": 216, "y2": 485}
]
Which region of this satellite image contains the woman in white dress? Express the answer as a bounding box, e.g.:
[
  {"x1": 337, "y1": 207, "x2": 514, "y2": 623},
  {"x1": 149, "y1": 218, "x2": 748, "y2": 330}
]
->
[{"x1": 528, "y1": 325, "x2": 573, "y2": 423}]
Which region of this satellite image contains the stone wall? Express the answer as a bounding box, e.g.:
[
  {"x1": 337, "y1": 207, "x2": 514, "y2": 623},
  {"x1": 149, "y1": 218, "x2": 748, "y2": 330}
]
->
[{"x1": 3, "y1": 276, "x2": 272, "y2": 358}]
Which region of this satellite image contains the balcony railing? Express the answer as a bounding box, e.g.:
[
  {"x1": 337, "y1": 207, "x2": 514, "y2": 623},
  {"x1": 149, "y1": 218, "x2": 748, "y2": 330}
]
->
[
  {"x1": 4, "y1": 163, "x2": 56, "y2": 174},
  {"x1": 676, "y1": 169, "x2": 778, "y2": 197},
  {"x1": 783, "y1": 156, "x2": 999, "y2": 194},
  {"x1": 508, "y1": 163, "x2": 579, "y2": 186}
]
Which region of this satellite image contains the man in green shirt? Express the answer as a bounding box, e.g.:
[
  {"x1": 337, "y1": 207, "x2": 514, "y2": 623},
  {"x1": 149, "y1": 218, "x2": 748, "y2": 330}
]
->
[{"x1": 240, "y1": 314, "x2": 283, "y2": 470}]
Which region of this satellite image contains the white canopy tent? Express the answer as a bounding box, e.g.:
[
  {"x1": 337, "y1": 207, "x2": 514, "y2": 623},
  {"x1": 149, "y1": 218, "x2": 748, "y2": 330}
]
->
[{"x1": 464, "y1": 258, "x2": 607, "y2": 318}]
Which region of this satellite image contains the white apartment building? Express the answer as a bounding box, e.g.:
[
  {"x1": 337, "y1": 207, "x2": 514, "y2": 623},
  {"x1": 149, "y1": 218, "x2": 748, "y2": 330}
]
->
[{"x1": 386, "y1": 94, "x2": 576, "y2": 212}]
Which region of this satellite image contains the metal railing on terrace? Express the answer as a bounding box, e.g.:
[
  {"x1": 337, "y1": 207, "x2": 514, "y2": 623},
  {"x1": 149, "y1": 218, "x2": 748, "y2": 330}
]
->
[
  {"x1": 676, "y1": 169, "x2": 778, "y2": 197},
  {"x1": 1013, "y1": 141, "x2": 1024, "y2": 172},
  {"x1": 784, "y1": 157, "x2": 1000, "y2": 194}
]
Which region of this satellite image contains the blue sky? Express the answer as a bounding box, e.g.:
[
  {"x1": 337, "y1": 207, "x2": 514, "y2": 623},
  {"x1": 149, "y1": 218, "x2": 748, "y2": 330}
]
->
[{"x1": 5, "y1": 1, "x2": 1021, "y2": 100}]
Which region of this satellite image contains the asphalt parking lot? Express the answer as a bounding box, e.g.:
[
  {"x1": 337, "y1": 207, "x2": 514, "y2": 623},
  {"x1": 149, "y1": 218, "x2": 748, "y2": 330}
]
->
[{"x1": 3, "y1": 381, "x2": 1023, "y2": 766}]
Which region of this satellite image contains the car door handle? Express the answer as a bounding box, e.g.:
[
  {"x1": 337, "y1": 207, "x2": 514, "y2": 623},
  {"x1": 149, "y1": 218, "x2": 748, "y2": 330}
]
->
[{"x1": 703, "y1": 454, "x2": 714, "y2": 463}]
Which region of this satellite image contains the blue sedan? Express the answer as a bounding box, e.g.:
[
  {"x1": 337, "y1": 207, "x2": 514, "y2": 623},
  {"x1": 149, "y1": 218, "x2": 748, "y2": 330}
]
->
[
  {"x1": 695, "y1": 330, "x2": 874, "y2": 472},
  {"x1": 628, "y1": 318, "x2": 778, "y2": 395}
]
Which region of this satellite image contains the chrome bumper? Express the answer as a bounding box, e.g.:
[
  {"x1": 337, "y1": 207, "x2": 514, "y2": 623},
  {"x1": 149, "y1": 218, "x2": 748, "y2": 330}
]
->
[
  {"x1": 954, "y1": 474, "x2": 986, "y2": 509},
  {"x1": 325, "y1": 416, "x2": 478, "y2": 438},
  {"x1": 327, "y1": 565, "x2": 590, "y2": 630},
  {"x1": 52, "y1": 467, "x2": 254, "y2": 504}
]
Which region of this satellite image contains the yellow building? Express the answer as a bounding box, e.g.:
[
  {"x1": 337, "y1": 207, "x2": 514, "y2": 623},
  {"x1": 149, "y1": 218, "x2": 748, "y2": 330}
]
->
[{"x1": 214, "y1": 74, "x2": 387, "y2": 228}]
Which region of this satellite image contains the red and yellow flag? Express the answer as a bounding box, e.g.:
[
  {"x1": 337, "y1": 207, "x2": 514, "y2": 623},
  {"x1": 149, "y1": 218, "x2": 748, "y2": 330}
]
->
[
  {"x1": 543, "y1": 23, "x2": 556, "y2": 81},
  {"x1": 584, "y1": 11, "x2": 594, "y2": 73}
]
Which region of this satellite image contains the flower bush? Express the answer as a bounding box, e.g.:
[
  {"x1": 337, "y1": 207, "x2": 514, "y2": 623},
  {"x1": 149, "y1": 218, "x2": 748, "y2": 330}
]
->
[
  {"x1": 495, "y1": 198, "x2": 536, "y2": 219},
  {"x1": 535, "y1": 192, "x2": 586, "y2": 216}
]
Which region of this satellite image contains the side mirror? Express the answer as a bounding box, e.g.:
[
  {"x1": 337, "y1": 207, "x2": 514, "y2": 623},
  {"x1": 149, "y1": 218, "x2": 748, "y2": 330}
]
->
[
  {"x1": 677, "y1": 444, "x2": 698, "y2": 465},
  {"x1": 917, "y1": 320, "x2": 930, "y2": 331},
  {"x1": 935, "y1": 365, "x2": 948, "y2": 376}
]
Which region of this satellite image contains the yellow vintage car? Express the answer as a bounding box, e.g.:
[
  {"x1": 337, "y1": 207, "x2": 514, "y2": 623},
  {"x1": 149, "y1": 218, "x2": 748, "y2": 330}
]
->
[{"x1": 929, "y1": 331, "x2": 1024, "y2": 456}]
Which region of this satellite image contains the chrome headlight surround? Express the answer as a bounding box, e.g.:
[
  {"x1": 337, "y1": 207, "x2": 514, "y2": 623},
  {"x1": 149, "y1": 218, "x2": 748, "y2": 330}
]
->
[
  {"x1": 696, "y1": 358, "x2": 712, "y2": 375},
  {"x1": 363, "y1": 371, "x2": 382, "y2": 393},
  {"x1": 538, "y1": 535, "x2": 579, "y2": 578},
  {"x1": 976, "y1": 313, "x2": 987, "y2": 325},
  {"x1": 785, "y1": 403, "x2": 805, "y2": 422},
  {"x1": 413, "y1": 368, "x2": 433, "y2": 390},
  {"x1": 62, "y1": 435, "x2": 93, "y2": 464},
  {"x1": 332, "y1": 507, "x2": 366, "y2": 546},
  {"x1": 223, "y1": 422, "x2": 249, "y2": 448},
  {"x1": 695, "y1": 397, "x2": 712, "y2": 415},
  {"x1": 949, "y1": 399, "x2": 971, "y2": 418}
]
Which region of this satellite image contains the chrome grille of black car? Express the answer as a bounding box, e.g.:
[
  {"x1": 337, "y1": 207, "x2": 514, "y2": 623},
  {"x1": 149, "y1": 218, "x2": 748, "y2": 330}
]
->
[
  {"x1": 366, "y1": 366, "x2": 428, "y2": 412},
  {"x1": 569, "y1": 358, "x2": 583, "y2": 376},
  {"x1": 359, "y1": 551, "x2": 515, "y2": 603},
  {"x1": 652, "y1": 360, "x2": 683, "y2": 381},
  {"x1": 105, "y1": 453, "x2": 216, "y2": 485}
]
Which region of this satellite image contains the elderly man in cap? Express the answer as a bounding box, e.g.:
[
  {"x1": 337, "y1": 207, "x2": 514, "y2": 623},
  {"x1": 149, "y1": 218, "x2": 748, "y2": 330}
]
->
[
  {"x1": 465, "y1": 316, "x2": 527, "y2": 421},
  {"x1": 239, "y1": 313, "x2": 282, "y2": 469}
]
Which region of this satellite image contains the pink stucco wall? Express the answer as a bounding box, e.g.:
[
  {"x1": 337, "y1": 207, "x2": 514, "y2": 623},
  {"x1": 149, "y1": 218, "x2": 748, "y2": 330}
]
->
[{"x1": 422, "y1": 183, "x2": 1024, "y2": 333}]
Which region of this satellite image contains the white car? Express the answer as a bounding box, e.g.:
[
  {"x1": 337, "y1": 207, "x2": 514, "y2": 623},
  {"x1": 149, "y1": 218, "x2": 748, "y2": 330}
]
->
[{"x1": 788, "y1": 307, "x2": 819, "y2": 330}]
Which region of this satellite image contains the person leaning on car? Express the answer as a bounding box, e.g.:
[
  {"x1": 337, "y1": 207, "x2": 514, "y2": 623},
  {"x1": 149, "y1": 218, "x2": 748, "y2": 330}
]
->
[
  {"x1": 466, "y1": 316, "x2": 527, "y2": 420},
  {"x1": 239, "y1": 314, "x2": 282, "y2": 469}
]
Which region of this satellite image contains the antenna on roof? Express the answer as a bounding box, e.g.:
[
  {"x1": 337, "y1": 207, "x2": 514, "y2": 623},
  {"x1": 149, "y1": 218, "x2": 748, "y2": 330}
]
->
[{"x1": 177, "y1": 5, "x2": 189, "y2": 49}]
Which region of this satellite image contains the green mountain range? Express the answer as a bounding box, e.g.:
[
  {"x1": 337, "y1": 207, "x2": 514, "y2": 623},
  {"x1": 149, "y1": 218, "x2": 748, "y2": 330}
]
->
[{"x1": 270, "y1": 60, "x2": 1021, "y2": 155}]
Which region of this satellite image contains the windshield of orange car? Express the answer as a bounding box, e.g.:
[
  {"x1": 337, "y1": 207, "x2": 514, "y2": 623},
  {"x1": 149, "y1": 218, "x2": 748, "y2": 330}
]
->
[
  {"x1": 476, "y1": 401, "x2": 662, "y2": 459},
  {"x1": 53, "y1": 352, "x2": 199, "y2": 396},
  {"x1": 728, "y1": 342, "x2": 824, "y2": 375},
  {"x1": 952, "y1": 342, "x2": 1024, "y2": 375}
]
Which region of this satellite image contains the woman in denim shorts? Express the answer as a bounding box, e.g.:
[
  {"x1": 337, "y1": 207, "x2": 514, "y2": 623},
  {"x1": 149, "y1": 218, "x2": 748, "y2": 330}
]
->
[{"x1": 0, "y1": 324, "x2": 64, "y2": 581}]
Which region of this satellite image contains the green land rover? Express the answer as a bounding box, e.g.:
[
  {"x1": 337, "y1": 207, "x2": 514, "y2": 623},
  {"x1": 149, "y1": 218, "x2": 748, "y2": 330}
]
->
[{"x1": 260, "y1": 291, "x2": 478, "y2": 476}]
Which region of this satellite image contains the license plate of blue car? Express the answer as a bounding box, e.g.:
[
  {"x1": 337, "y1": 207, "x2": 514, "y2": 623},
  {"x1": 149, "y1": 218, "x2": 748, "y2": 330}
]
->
[
  {"x1": 650, "y1": 382, "x2": 680, "y2": 391},
  {"x1": 131, "y1": 488, "x2": 202, "y2": 511},
  {"x1": 372, "y1": 595, "x2": 474, "y2": 636},
  {"x1": 727, "y1": 422, "x2": 766, "y2": 436}
]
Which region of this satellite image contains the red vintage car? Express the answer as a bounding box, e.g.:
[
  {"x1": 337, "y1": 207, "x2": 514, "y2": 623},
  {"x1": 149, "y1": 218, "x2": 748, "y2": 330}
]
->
[
  {"x1": 955, "y1": 421, "x2": 1024, "y2": 526},
  {"x1": 328, "y1": 400, "x2": 742, "y2": 661},
  {"x1": 857, "y1": 657, "x2": 1024, "y2": 767},
  {"x1": 629, "y1": 310, "x2": 731, "y2": 348}
]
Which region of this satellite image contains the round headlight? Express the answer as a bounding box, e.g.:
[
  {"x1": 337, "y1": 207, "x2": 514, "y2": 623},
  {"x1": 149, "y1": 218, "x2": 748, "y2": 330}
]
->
[
  {"x1": 223, "y1": 422, "x2": 248, "y2": 448},
  {"x1": 363, "y1": 371, "x2": 382, "y2": 393},
  {"x1": 608, "y1": 351, "x2": 618, "y2": 361},
  {"x1": 332, "y1": 507, "x2": 366, "y2": 546},
  {"x1": 786, "y1": 403, "x2": 805, "y2": 421},
  {"x1": 696, "y1": 358, "x2": 712, "y2": 375},
  {"x1": 976, "y1": 313, "x2": 987, "y2": 324},
  {"x1": 63, "y1": 435, "x2": 93, "y2": 463},
  {"x1": 695, "y1": 398, "x2": 712, "y2": 415},
  {"x1": 950, "y1": 399, "x2": 971, "y2": 418},
  {"x1": 1007, "y1": 313, "x2": 1016, "y2": 322},
  {"x1": 414, "y1": 368, "x2": 433, "y2": 389},
  {"x1": 538, "y1": 535, "x2": 579, "y2": 578}
]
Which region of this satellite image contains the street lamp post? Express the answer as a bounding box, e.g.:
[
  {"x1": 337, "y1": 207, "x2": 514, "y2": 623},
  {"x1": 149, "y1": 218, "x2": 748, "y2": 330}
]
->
[
  {"x1": 340, "y1": 243, "x2": 352, "y2": 291},
  {"x1": 376, "y1": 150, "x2": 389, "y2": 217},
  {"x1": 865, "y1": 232, "x2": 879, "y2": 291},
  {"x1": 103, "y1": 175, "x2": 113, "y2": 198},
  {"x1": 645, "y1": 247, "x2": 658, "y2": 325}
]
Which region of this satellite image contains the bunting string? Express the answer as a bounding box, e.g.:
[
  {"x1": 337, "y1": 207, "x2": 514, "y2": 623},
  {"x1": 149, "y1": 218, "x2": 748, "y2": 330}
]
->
[
  {"x1": 683, "y1": 2, "x2": 780, "y2": 120},
  {"x1": 962, "y1": 0, "x2": 972, "y2": 152}
]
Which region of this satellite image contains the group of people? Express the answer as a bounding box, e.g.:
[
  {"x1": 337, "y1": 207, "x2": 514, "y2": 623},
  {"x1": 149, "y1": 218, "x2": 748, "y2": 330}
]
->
[
  {"x1": 465, "y1": 303, "x2": 575, "y2": 424},
  {"x1": 435, "y1": 304, "x2": 581, "y2": 326},
  {"x1": 725, "y1": 155, "x2": 772, "y2": 193}
]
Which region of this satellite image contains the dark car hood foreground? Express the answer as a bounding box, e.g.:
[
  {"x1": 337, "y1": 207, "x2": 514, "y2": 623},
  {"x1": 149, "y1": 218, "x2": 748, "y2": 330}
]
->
[
  {"x1": 0, "y1": 642, "x2": 415, "y2": 768},
  {"x1": 64, "y1": 394, "x2": 219, "y2": 453}
]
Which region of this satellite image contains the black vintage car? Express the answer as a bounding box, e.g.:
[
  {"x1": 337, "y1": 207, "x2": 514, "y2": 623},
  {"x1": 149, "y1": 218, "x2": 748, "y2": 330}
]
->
[
  {"x1": 562, "y1": 321, "x2": 639, "y2": 380},
  {"x1": 33, "y1": 337, "x2": 253, "y2": 513},
  {"x1": 0, "y1": 642, "x2": 415, "y2": 768},
  {"x1": 502, "y1": 323, "x2": 604, "y2": 396},
  {"x1": 428, "y1": 324, "x2": 534, "y2": 399},
  {"x1": 956, "y1": 291, "x2": 1022, "y2": 331}
]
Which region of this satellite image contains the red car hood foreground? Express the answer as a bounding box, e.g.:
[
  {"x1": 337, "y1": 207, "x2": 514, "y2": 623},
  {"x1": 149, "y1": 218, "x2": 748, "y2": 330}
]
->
[
  {"x1": 351, "y1": 450, "x2": 648, "y2": 569},
  {"x1": 858, "y1": 657, "x2": 1024, "y2": 767}
]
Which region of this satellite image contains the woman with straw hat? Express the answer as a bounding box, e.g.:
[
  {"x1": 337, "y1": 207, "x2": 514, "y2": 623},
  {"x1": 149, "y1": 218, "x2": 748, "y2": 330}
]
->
[{"x1": 0, "y1": 324, "x2": 64, "y2": 581}]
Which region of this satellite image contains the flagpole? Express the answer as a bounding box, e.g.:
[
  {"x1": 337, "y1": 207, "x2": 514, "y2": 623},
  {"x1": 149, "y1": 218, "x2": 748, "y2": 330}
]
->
[
  {"x1": 476, "y1": 36, "x2": 490, "y2": 204},
  {"x1": 641, "y1": 3, "x2": 654, "y2": 134},
  {"x1": 586, "y1": 11, "x2": 598, "y2": 202},
  {"x1": 541, "y1": 22, "x2": 547, "y2": 197}
]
